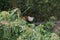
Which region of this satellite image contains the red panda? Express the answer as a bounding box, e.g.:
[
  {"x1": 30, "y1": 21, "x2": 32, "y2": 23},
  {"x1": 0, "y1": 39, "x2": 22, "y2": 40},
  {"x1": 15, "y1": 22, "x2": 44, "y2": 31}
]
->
[{"x1": 22, "y1": 16, "x2": 34, "y2": 23}]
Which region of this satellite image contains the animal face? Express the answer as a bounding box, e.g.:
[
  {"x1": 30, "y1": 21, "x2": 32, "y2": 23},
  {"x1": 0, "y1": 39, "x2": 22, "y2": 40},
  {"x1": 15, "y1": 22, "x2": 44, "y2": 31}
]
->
[{"x1": 27, "y1": 16, "x2": 34, "y2": 22}]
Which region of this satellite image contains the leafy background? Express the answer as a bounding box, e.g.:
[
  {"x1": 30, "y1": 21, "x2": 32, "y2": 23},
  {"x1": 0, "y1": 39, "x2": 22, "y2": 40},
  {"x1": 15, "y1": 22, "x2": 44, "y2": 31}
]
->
[
  {"x1": 0, "y1": 8, "x2": 59, "y2": 40},
  {"x1": 0, "y1": 0, "x2": 60, "y2": 21},
  {"x1": 0, "y1": 0, "x2": 60, "y2": 40}
]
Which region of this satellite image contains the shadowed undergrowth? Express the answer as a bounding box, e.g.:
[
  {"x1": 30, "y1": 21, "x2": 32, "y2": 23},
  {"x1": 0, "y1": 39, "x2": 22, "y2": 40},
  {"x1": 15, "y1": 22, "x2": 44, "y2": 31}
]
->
[{"x1": 0, "y1": 8, "x2": 60, "y2": 40}]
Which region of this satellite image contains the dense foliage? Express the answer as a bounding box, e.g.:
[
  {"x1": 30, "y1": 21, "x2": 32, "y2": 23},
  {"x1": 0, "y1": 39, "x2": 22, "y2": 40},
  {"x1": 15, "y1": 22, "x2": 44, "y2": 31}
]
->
[
  {"x1": 0, "y1": 8, "x2": 59, "y2": 40},
  {"x1": 0, "y1": 0, "x2": 60, "y2": 21}
]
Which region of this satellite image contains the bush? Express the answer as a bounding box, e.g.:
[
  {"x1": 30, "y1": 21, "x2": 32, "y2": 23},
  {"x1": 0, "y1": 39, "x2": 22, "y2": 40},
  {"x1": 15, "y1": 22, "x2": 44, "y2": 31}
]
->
[{"x1": 0, "y1": 8, "x2": 59, "y2": 40}]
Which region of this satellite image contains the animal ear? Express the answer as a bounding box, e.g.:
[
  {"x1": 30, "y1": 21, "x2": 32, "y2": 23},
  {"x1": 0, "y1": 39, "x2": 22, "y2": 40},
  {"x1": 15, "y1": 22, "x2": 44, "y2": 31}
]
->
[
  {"x1": 22, "y1": 16, "x2": 28, "y2": 20},
  {"x1": 22, "y1": 16, "x2": 26, "y2": 20}
]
